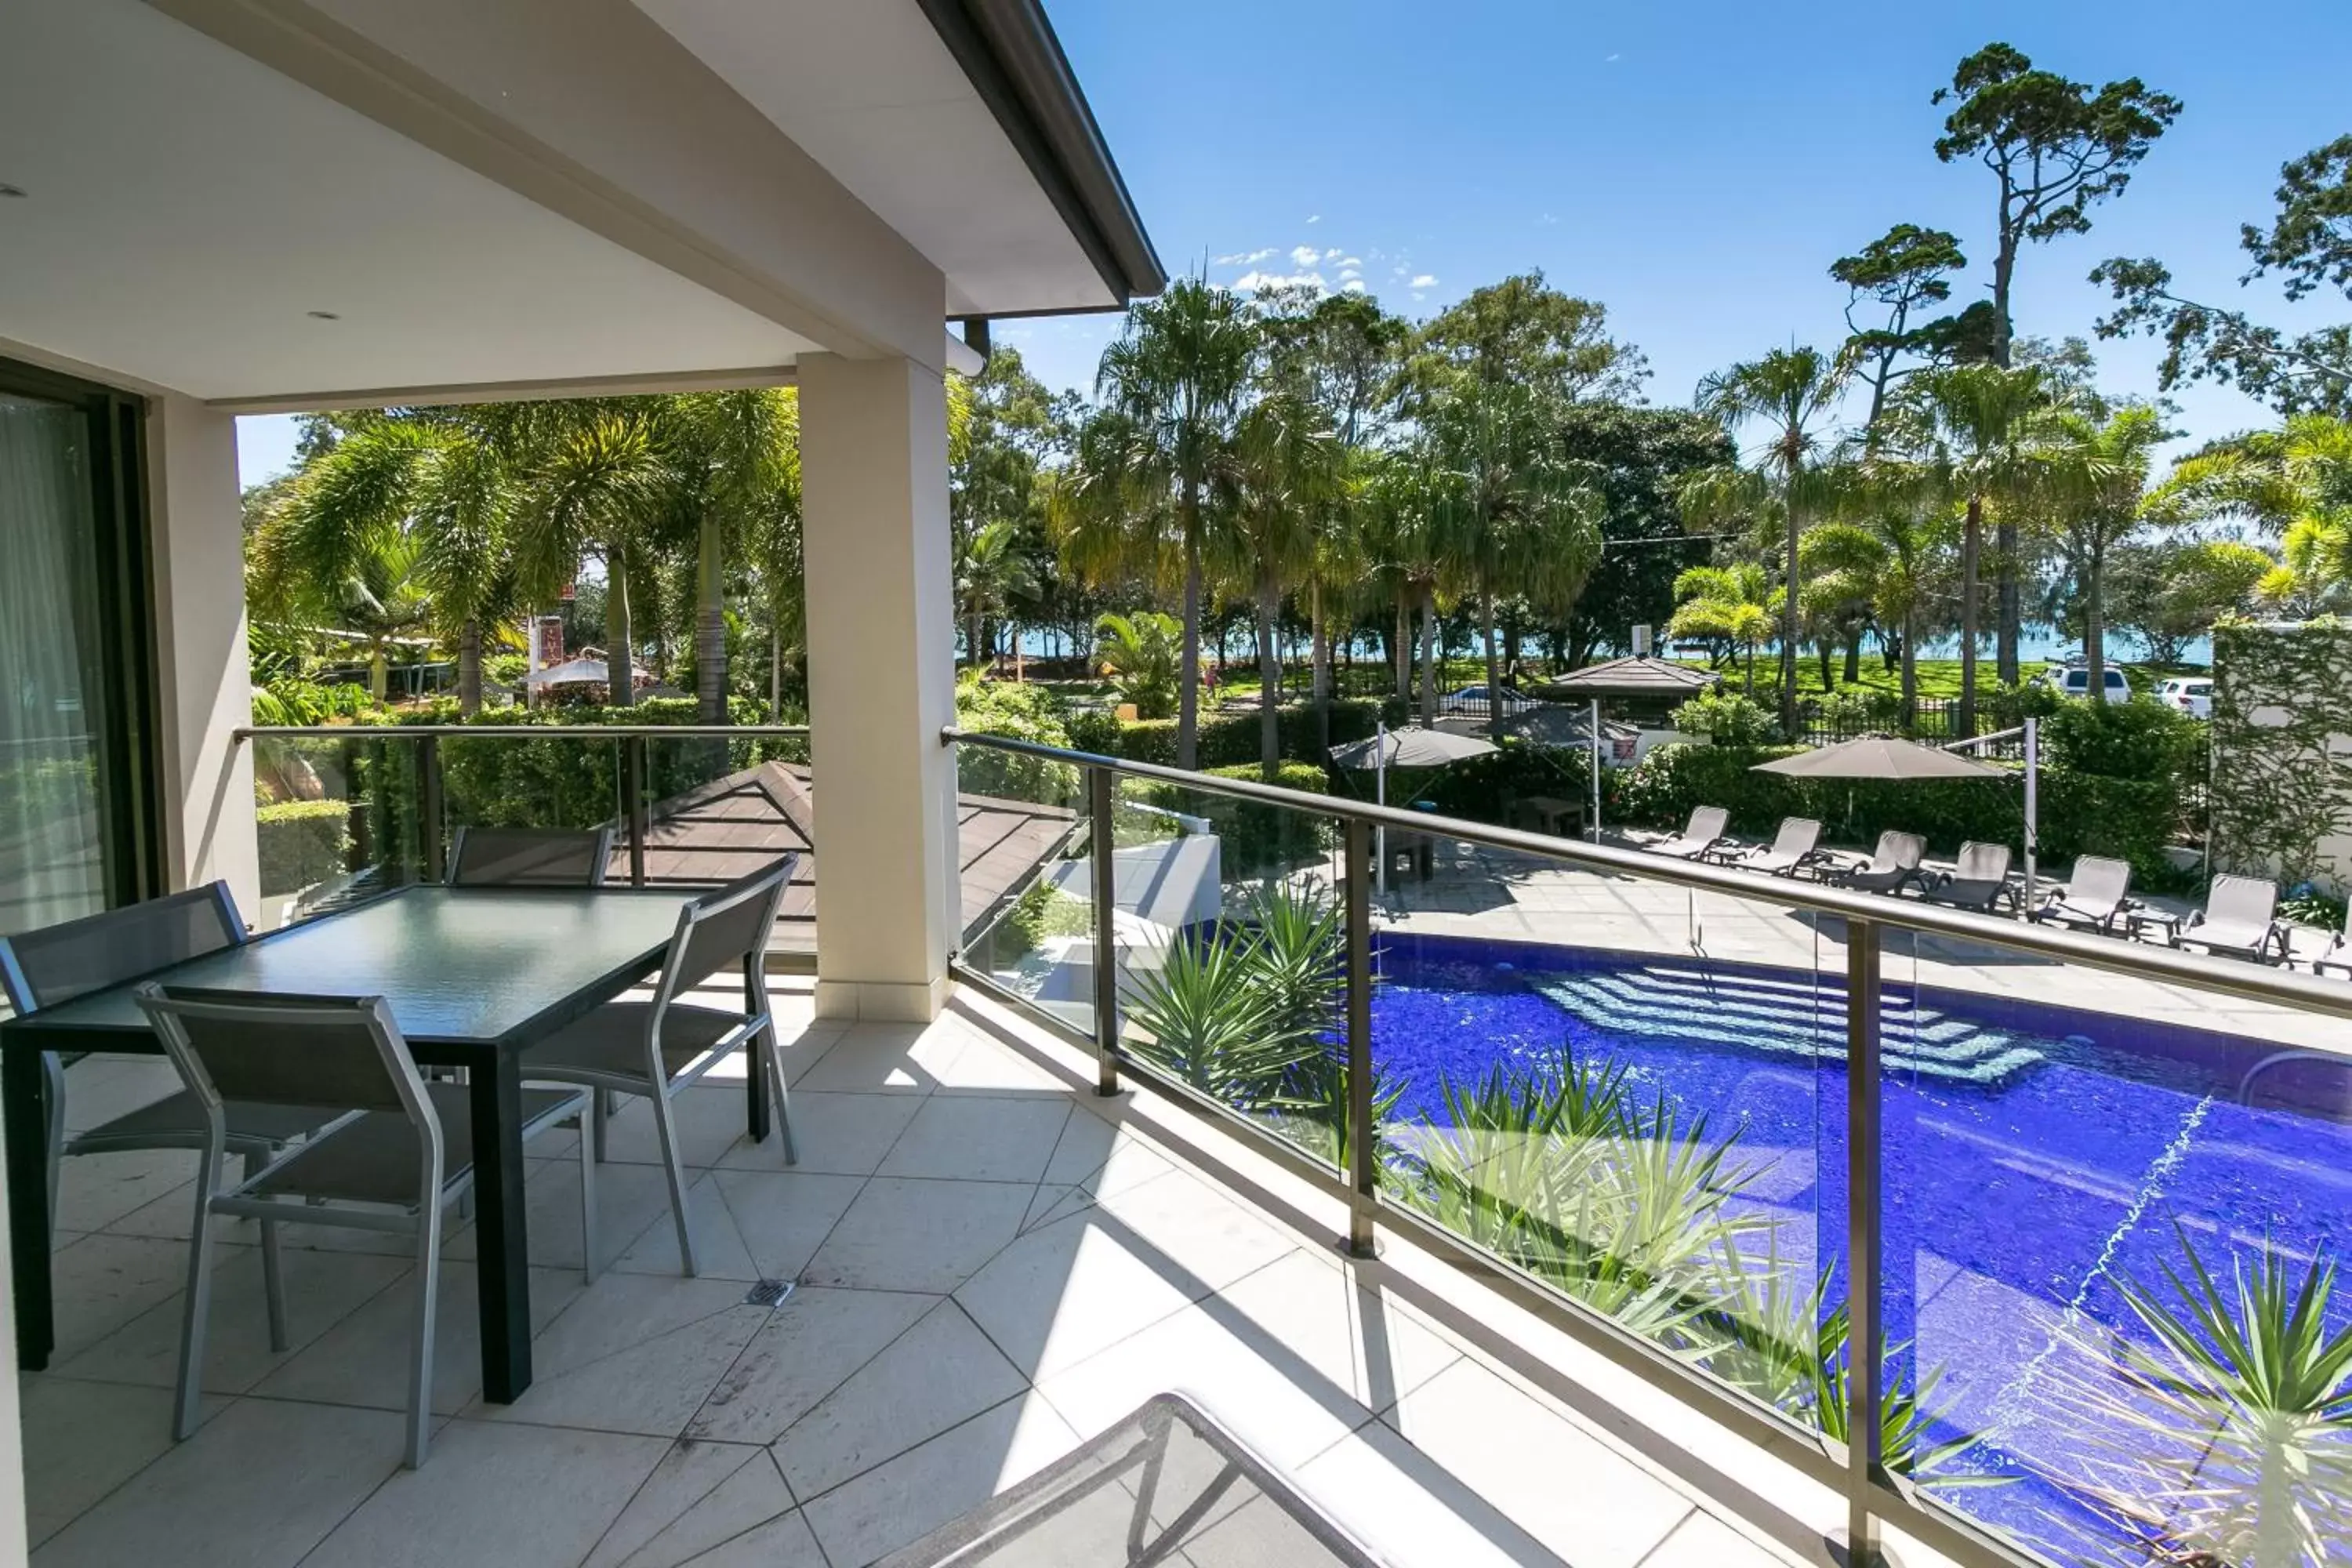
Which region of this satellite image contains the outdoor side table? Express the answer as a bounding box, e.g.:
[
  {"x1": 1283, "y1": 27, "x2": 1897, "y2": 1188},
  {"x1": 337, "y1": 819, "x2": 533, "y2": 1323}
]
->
[{"x1": 877, "y1": 1392, "x2": 1383, "y2": 1567}]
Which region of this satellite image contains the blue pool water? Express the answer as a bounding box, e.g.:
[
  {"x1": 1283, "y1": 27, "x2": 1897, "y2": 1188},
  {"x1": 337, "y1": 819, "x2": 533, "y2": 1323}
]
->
[{"x1": 1370, "y1": 933, "x2": 2352, "y2": 1565}]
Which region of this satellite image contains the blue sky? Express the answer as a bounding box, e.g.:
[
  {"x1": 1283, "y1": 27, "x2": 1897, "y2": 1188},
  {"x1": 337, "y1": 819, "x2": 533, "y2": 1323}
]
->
[{"x1": 238, "y1": 1, "x2": 2351, "y2": 486}]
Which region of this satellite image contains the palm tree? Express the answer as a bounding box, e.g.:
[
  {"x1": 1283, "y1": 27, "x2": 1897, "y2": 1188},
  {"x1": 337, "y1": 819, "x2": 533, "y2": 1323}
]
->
[
  {"x1": 671, "y1": 390, "x2": 800, "y2": 721},
  {"x1": 1907, "y1": 364, "x2": 2059, "y2": 735},
  {"x1": 251, "y1": 413, "x2": 520, "y2": 713},
  {"x1": 1686, "y1": 348, "x2": 1847, "y2": 736},
  {"x1": 955, "y1": 517, "x2": 1039, "y2": 673},
  {"x1": 508, "y1": 404, "x2": 677, "y2": 706},
  {"x1": 1667, "y1": 563, "x2": 1779, "y2": 694},
  {"x1": 1809, "y1": 456, "x2": 1952, "y2": 726},
  {"x1": 1092, "y1": 611, "x2": 1181, "y2": 720},
  {"x1": 1360, "y1": 448, "x2": 1456, "y2": 724},
  {"x1": 1422, "y1": 380, "x2": 1604, "y2": 736},
  {"x1": 2047, "y1": 403, "x2": 2163, "y2": 695},
  {"x1": 1094, "y1": 279, "x2": 1258, "y2": 769},
  {"x1": 2163, "y1": 412, "x2": 2352, "y2": 601},
  {"x1": 1222, "y1": 394, "x2": 1341, "y2": 768}
]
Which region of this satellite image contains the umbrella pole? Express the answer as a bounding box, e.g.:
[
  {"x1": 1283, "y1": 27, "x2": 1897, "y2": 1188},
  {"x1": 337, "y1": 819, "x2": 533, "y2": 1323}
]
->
[
  {"x1": 1374, "y1": 721, "x2": 1387, "y2": 900},
  {"x1": 2024, "y1": 717, "x2": 2039, "y2": 914},
  {"x1": 1588, "y1": 699, "x2": 1602, "y2": 843}
]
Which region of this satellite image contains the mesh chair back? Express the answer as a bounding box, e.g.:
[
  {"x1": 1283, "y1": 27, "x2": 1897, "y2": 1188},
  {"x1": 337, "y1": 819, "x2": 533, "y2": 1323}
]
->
[
  {"x1": 136, "y1": 987, "x2": 414, "y2": 1114},
  {"x1": 1882, "y1": 833, "x2": 1926, "y2": 871},
  {"x1": 1686, "y1": 807, "x2": 1729, "y2": 843},
  {"x1": 2208, "y1": 875, "x2": 2277, "y2": 928},
  {"x1": 0, "y1": 884, "x2": 243, "y2": 1012},
  {"x1": 2071, "y1": 856, "x2": 2132, "y2": 911},
  {"x1": 666, "y1": 856, "x2": 797, "y2": 995},
  {"x1": 1773, "y1": 819, "x2": 1822, "y2": 858},
  {"x1": 448, "y1": 827, "x2": 614, "y2": 888},
  {"x1": 1955, "y1": 842, "x2": 2010, "y2": 882}
]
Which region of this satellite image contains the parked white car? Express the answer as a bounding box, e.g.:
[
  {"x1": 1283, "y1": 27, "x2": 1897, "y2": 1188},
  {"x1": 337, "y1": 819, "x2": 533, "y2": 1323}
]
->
[
  {"x1": 2038, "y1": 664, "x2": 2132, "y2": 704},
  {"x1": 2156, "y1": 676, "x2": 2213, "y2": 719}
]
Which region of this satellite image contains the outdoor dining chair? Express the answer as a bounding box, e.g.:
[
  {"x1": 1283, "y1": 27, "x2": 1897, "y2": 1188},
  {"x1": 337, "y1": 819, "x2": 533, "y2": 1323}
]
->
[
  {"x1": 1736, "y1": 818, "x2": 1827, "y2": 878},
  {"x1": 1831, "y1": 831, "x2": 1926, "y2": 895},
  {"x1": 447, "y1": 826, "x2": 615, "y2": 888},
  {"x1": 2032, "y1": 856, "x2": 2136, "y2": 935},
  {"x1": 519, "y1": 855, "x2": 798, "y2": 1278},
  {"x1": 1918, "y1": 842, "x2": 2016, "y2": 914},
  {"x1": 1653, "y1": 806, "x2": 1731, "y2": 861},
  {"x1": 2182, "y1": 875, "x2": 2287, "y2": 963},
  {"x1": 135, "y1": 985, "x2": 593, "y2": 1468},
  {"x1": 0, "y1": 884, "x2": 339, "y2": 1240}
]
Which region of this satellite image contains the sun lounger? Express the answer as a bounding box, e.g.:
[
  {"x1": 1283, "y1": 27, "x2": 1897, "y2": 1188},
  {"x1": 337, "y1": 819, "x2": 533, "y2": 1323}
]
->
[
  {"x1": 1737, "y1": 818, "x2": 1827, "y2": 878},
  {"x1": 2033, "y1": 856, "x2": 2134, "y2": 934},
  {"x1": 1918, "y1": 841, "x2": 2016, "y2": 914},
  {"x1": 1653, "y1": 806, "x2": 1731, "y2": 861},
  {"x1": 2182, "y1": 875, "x2": 2285, "y2": 963},
  {"x1": 1831, "y1": 831, "x2": 1926, "y2": 895},
  {"x1": 2309, "y1": 906, "x2": 2351, "y2": 978}
]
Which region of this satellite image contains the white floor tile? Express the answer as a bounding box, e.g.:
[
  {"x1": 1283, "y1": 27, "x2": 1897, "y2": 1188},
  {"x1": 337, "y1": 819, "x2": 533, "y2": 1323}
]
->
[
  {"x1": 19, "y1": 1377, "x2": 187, "y2": 1549},
  {"x1": 1635, "y1": 1509, "x2": 1791, "y2": 1568},
  {"x1": 53, "y1": 1147, "x2": 201, "y2": 1236},
  {"x1": 798, "y1": 1393, "x2": 1080, "y2": 1567},
  {"x1": 790, "y1": 1023, "x2": 966, "y2": 1094},
  {"x1": 770, "y1": 1300, "x2": 1027, "y2": 1499},
  {"x1": 954, "y1": 1206, "x2": 1207, "y2": 1381},
  {"x1": 472, "y1": 1273, "x2": 774, "y2": 1437},
  {"x1": 592, "y1": 1084, "x2": 775, "y2": 1172},
  {"x1": 717, "y1": 1091, "x2": 920, "y2": 1177},
  {"x1": 583, "y1": 1441, "x2": 788, "y2": 1568},
  {"x1": 800, "y1": 1177, "x2": 1031, "y2": 1294},
  {"x1": 709, "y1": 1168, "x2": 866, "y2": 1280},
  {"x1": 1296, "y1": 1419, "x2": 1572, "y2": 1567},
  {"x1": 666, "y1": 1507, "x2": 827, "y2": 1567},
  {"x1": 44, "y1": 1234, "x2": 205, "y2": 1363},
  {"x1": 299, "y1": 1417, "x2": 673, "y2": 1568},
  {"x1": 876, "y1": 1096, "x2": 1070, "y2": 1184},
  {"x1": 31, "y1": 1396, "x2": 408, "y2": 1568},
  {"x1": 688, "y1": 1286, "x2": 936, "y2": 1446}
]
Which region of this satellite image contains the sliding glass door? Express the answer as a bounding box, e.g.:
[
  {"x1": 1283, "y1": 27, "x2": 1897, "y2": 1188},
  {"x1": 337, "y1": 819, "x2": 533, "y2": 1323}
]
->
[{"x1": 0, "y1": 364, "x2": 158, "y2": 937}]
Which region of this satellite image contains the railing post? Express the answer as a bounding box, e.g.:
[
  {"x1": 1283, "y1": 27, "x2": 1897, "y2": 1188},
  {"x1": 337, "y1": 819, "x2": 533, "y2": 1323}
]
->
[
  {"x1": 1344, "y1": 815, "x2": 1377, "y2": 1258},
  {"x1": 1844, "y1": 916, "x2": 1885, "y2": 1567},
  {"x1": 419, "y1": 735, "x2": 444, "y2": 884},
  {"x1": 1087, "y1": 764, "x2": 1120, "y2": 1097},
  {"x1": 623, "y1": 735, "x2": 648, "y2": 889}
]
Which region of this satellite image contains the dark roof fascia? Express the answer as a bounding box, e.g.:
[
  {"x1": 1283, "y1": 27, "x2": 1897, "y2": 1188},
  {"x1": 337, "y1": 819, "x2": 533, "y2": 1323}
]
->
[{"x1": 915, "y1": 0, "x2": 1166, "y2": 307}]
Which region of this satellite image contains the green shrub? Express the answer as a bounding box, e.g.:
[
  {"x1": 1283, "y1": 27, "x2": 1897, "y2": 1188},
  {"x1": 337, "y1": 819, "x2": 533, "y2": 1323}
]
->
[
  {"x1": 1668, "y1": 691, "x2": 1780, "y2": 746},
  {"x1": 953, "y1": 678, "x2": 1079, "y2": 803},
  {"x1": 1062, "y1": 707, "x2": 1124, "y2": 757},
  {"x1": 2039, "y1": 696, "x2": 2202, "y2": 781},
  {"x1": 1105, "y1": 700, "x2": 1389, "y2": 770},
  {"x1": 1809, "y1": 686, "x2": 1906, "y2": 732},
  {"x1": 256, "y1": 798, "x2": 351, "y2": 895}
]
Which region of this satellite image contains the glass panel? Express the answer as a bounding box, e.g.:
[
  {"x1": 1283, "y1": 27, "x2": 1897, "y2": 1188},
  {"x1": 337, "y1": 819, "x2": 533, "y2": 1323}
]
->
[
  {"x1": 1378, "y1": 804, "x2": 1834, "y2": 1434},
  {"x1": 1893, "y1": 931, "x2": 2352, "y2": 1566},
  {"x1": 0, "y1": 392, "x2": 113, "y2": 936},
  {"x1": 954, "y1": 742, "x2": 1097, "y2": 1039},
  {"x1": 640, "y1": 730, "x2": 809, "y2": 959},
  {"x1": 1108, "y1": 774, "x2": 1348, "y2": 1168},
  {"x1": 436, "y1": 731, "x2": 625, "y2": 884},
  {"x1": 253, "y1": 735, "x2": 432, "y2": 926}
]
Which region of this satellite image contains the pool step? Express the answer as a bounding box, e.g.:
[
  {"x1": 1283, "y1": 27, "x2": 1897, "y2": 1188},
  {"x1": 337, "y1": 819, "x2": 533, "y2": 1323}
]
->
[{"x1": 1528, "y1": 966, "x2": 2046, "y2": 1087}]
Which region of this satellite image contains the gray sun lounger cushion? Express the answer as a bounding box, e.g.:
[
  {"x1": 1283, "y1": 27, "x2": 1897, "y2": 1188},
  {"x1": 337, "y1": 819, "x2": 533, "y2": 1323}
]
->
[
  {"x1": 1921, "y1": 842, "x2": 2015, "y2": 913},
  {"x1": 2035, "y1": 856, "x2": 2134, "y2": 932},
  {"x1": 1834, "y1": 831, "x2": 1927, "y2": 895},
  {"x1": 2185, "y1": 875, "x2": 2285, "y2": 962},
  {"x1": 1654, "y1": 806, "x2": 1732, "y2": 861},
  {"x1": 1741, "y1": 818, "x2": 1825, "y2": 877}
]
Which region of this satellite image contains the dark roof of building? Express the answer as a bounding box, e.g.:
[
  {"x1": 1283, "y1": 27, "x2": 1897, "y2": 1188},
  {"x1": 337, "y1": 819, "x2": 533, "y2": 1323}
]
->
[
  {"x1": 1530, "y1": 656, "x2": 1720, "y2": 699},
  {"x1": 619, "y1": 760, "x2": 1076, "y2": 952}
]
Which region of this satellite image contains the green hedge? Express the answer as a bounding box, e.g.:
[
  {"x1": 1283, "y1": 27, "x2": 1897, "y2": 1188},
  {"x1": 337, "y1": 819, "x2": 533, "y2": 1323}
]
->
[
  {"x1": 1105, "y1": 699, "x2": 1402, "y2": 771},
  {"x1": 1135, "y1": 761, "x2": 1335, "y2": 877},
  {"x1": 1611, "y1": 742, "x2": 2184, "y2": 880},
  {"x1": 256, "y1": 798, "x2": 352, "y2": 896}
]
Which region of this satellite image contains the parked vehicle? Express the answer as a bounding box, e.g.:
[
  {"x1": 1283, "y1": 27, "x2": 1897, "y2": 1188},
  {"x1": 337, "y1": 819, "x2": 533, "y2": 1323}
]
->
[
  {"x1": 2038, "y1": 664, "x2": 2132, "y2": 704},
  {"x1": 2155, "y1": 676, "x2": 2212, "y2": 719}
]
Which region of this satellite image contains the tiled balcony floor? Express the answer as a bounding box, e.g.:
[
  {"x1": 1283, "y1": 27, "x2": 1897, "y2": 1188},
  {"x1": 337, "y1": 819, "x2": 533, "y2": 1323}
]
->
[{"x1": 23, "y1": 982, "x2": 1893, "y2": 1568}]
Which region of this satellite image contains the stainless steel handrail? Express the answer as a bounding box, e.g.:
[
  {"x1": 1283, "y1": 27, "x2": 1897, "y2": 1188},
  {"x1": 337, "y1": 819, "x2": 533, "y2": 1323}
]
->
[
  {"x1": 237, "y1": 724, "x2": 811, "y2": 740},
  {"x1": 940, "y1": 725, "x2": 2352, "y2": 1027}
]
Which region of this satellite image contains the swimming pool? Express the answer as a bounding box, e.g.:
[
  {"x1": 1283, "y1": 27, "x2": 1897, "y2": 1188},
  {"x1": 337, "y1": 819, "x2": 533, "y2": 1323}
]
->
[{"x1": 1370, "y1": 932, "x2": 2352, "y2": 1566}]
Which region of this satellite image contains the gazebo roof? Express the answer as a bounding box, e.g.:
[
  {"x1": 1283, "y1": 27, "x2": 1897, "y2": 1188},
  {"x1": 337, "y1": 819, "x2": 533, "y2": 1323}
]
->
[{"x1": 1530, "y1": 656, "x2": 1719, "y2": 699}]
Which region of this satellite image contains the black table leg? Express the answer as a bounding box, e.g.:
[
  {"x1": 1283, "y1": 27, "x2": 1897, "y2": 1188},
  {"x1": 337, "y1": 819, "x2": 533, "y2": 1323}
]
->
[
  {"x1": 470, "y1": 1054, "x2": 532, "y2": 1402},
  {"x1": 4, "y1": 1050, "x2": 53, "y2": 1369},
  {"x1": 742, "y1": 956, "x2": 771, "y2": 1144}
]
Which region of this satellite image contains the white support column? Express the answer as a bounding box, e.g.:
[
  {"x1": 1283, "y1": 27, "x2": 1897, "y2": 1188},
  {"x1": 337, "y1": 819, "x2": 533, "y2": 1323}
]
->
[
  {"x1": 797, "y1": 354, "x2": 956, "y2": 1022},
  {"x1": 147, "y1": 394, "x2": 260, "y2": 913}
]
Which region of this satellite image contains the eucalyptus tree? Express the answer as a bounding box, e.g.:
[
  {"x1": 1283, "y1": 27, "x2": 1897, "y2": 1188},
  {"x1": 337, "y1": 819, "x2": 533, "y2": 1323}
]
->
[
  {"x1": 251, "y1": 411, "x2": 521, "y2": 712},
  {"x1": 1906, "y1": 362, "x2": 2060, "y2": 735},
  {"x1": 1093, "y1": 278, "x2": 1258, "y2": 769},
  {"x1": 1831, "y1": 224, "x2": 1975, "y2": 432},
  {"x1": 1222, "y1": 393, "x2": 1342, "y2": 768},
  {"x1": 1683, "y1": 347, "x2": 1848, "y2": 736}
]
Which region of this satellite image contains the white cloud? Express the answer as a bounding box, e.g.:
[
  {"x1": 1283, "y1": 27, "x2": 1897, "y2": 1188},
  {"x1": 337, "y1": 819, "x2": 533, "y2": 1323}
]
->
[
  {"x1": 1234, "y1": 269, "x2": 1328, "y2": 294},
  {"x1": 1342, "y1": 279, "x2": 1369, "y2": 295},
  {"x1": 1605, "y1": 52, "x2": 1621, "y2": 62},
  {"x1": 1214, "y1": 247, "x2": 1276, "y2": 266},
  {"x1": 1410, "y1": 274, "x2": 1438, "y2": 289},
  {"x1": 1289, "y1": 244, "x2": 1322, "y2": 268},
  {"x1": 1306, "y1": 214, "x2": 1323, "y2": 224},
  {"x1": 1411, "y1": 291, "x2": 1427, "y2": 302},
  {"x1": 1338, "y1": 256, "x2": 1363, "y2": 268},
  {"x1": 1340, "y1": 268, "x2": 1363, "y2": 282}
]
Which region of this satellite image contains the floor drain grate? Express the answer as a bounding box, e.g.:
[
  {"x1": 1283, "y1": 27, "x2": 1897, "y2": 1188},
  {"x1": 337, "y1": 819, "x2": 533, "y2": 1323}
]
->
[{"x1": 744, "y1": 1279, "x2": 796, "y2": 1309}]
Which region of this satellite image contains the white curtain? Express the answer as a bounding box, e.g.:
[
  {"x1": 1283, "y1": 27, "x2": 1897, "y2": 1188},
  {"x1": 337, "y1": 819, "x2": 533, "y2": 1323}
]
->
[{"x1": 0, "y1": 393, "x2": 108, "y2": 935}]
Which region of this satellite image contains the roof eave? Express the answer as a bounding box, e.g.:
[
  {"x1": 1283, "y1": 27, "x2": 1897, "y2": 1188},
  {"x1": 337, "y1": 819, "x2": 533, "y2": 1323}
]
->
[{"x1": 915, "y1": 0, "x2": 1166, "y2": 309}]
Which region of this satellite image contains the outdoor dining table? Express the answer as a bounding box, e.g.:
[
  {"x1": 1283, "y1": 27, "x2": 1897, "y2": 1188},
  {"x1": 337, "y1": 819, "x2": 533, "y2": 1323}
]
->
[{"x1": 0, "y1": 884, "x2": 759, "y2": 1403}]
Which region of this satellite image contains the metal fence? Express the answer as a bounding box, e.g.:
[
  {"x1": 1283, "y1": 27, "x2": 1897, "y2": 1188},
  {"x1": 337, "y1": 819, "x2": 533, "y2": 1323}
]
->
[{"x1": 939, "y1": 723, "x2": 2352, "y2": 1568}]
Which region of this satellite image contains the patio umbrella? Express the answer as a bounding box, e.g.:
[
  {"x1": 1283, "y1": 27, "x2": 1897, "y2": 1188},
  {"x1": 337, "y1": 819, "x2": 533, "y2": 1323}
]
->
[
  {"x1": 1330, "y1": 725, "x2": 1497, "y2": 898},
  {"x1": 1749, "y1": 735, "x2": 2002, "y2": 780}
]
